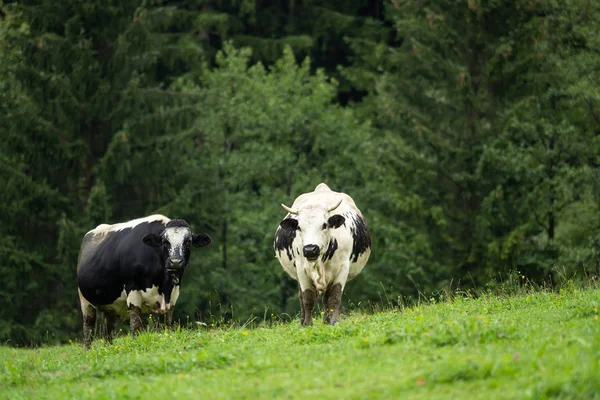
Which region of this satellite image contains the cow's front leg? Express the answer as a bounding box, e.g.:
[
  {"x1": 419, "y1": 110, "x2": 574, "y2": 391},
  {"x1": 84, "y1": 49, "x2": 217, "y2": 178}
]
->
[
  {"x1": 79, "y1": 289, "x2": 96, "y2": 349},
  {"x1": 127, "y1": 290, "x2": 143, "y2": 337},
  {"x1": 298, "y1": 268, "x2": 316, "y2": 326},
  {"x1": 323, "y1": 283, "x2": 343, "y2": 325},
  {"x1": 300, "y1": 288, "x2": 317, "y2": 326},
  {"x1": 324, "y1": 268, "x2": 348, "y2": 325}
]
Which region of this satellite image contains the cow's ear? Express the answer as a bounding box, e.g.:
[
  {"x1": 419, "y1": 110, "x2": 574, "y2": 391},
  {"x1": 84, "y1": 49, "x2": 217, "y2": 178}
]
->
[
  {"x1": 192, "y1": 233, "x2": 212, "y2": 248},
  {"x1": 328, "y1": 214, "x2": 345, "y2": 229},
  {"x1": 143, "y1": 233, "x2": 163, "y2": 247},
  {"x1": 279, "y1": 218, "x2": 299, "y2": 231}
]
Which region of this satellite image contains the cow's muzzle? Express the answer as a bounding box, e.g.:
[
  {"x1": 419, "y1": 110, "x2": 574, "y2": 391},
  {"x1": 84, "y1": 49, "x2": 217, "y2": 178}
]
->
[
  {"x1": 303, "y1": 245, "x2": 320, "y2": 261},
  {"x1": 167, "y1": 258, "x2": 183, "y2": 272}
]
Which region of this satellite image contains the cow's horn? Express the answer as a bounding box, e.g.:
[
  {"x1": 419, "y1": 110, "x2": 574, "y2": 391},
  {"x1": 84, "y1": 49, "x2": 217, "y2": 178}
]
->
[
  {"x1": 281, "y1": 203, "x2": 298, "y2": 215},
  {"x1": 328, "y1": 199, "x2": 343, "y2": 213}
]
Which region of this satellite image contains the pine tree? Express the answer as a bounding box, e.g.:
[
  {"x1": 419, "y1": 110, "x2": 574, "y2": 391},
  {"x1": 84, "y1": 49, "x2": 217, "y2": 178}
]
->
[
  {"x1": 345, "y1": 0, "x2": 600, "y2": 291},
  {"x1": 478, "y1": 0, "x2": 600, "y2": 279}
]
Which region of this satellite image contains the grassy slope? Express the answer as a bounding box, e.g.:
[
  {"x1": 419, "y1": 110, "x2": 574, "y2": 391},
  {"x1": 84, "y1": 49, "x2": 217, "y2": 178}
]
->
[{"x1": 1, "y1": 288, "x2": 600, "y2": 400}]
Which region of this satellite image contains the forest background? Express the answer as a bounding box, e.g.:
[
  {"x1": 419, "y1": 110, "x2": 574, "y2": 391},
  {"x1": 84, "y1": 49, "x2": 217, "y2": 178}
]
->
[{"x1": 1, "y1": 0, "x2": 599, "y2": 346}]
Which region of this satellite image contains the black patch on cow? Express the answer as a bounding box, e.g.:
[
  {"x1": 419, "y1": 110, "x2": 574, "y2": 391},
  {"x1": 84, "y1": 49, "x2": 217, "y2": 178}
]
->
[
  {"x1": 349, "y1": 214, "x2": 371, "y2": 263},
  {"x1": 322, "y1": 239, "x2": 338, "y2": 262},
  {"x1": 328, "y1": 214, "x2": 345, "y2": 229},
  {"x1": 274, "y1": 218, "x2": 298, "y2": 261},
  {"x1": 143, "y1": 233, "x2": 163, "y2": 247},
  {"x1": 279, "y1": 218, "x2": 299, "y2": 231}
]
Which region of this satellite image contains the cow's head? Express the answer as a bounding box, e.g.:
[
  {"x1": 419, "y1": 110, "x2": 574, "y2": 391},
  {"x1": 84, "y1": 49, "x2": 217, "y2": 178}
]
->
[
  {"x1": 279, "y1": 199, "x2": 345, "y2": 262},
  {"x1": 142, "y1": 219, "x2": 211, "y2": 272}
]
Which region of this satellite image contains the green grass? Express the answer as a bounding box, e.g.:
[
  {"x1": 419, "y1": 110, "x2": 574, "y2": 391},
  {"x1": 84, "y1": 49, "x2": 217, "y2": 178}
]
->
[{"x1": 2, "y1": 287, "x2": 600, "y2": 399}]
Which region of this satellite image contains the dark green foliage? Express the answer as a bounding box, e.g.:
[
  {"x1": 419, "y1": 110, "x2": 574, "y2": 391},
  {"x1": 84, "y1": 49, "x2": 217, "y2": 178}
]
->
[
  {"x1": 345, "y1": 0, "x2": 600, "y2": 289},
  {"x1": 1, "y1": 0, "x2": 599, "y2": 345}
]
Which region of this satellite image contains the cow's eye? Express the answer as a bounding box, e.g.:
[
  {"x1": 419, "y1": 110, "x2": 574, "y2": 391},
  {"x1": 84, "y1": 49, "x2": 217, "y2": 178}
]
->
[{"x1": 321, "y1": 223, "x2": 327, "y2": 230}]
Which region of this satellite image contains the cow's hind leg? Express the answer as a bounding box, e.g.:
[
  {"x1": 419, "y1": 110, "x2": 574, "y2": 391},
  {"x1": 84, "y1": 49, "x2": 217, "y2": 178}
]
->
[
  {"x1": 129, "y1": 306, "x2": 142, "y2": 336},
  {"x1": 323, "y1": 283, "x2": 343, "y2": 325},
  {"x1": 165, "y1": 307, "x2": 174, "y2": 330},
  {"x1": 79, "y1": 289, "x2": 96, "y2": 349},
  {"x1": 104, "y1": 312, "x2": 118, "y2": 344}
]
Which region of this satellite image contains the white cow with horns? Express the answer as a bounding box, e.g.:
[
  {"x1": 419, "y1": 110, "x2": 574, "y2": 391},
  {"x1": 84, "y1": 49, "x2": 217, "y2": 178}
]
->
[{"x1": 274, "y1": 183, "x2": 371, "y2": 325}]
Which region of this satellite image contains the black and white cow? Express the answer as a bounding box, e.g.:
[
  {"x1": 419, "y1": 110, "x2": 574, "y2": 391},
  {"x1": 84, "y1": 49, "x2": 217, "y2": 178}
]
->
[
  {"x1": 77, "y1": 214, "x2": 211, "y2": 348},
  {"x1": 274, "y1": 183, "x2": 371, "y2": 325}
]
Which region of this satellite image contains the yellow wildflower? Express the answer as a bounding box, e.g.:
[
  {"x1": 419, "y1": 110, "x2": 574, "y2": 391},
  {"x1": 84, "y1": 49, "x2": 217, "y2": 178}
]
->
[
  {"x1": 595, "y1": 315, "x2": 599, "y2": 321},
  {"x1": 363, "y1": 338, "x2": 368, "y2": 343},
  {"x1": 242, "y1": 331, "x2": 248, "y2": 336}
]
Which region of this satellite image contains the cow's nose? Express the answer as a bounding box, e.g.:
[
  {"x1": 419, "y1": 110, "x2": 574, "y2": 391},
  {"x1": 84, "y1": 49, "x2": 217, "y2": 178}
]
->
[
  {"x1": 169, "y1": 258, "x2": 183, "y2": 269},
  {"x1": 303, "y1": 245, "x2": 320, "y2": 260}
]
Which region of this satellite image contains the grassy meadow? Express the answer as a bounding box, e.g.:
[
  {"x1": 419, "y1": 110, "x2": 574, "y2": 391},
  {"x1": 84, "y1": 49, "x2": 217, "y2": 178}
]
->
[{"x1": 1, "y1": 286, "x2": 600, "y2": 399}]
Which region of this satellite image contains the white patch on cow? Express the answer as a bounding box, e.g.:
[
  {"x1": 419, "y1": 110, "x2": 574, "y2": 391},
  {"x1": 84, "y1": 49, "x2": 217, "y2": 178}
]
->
[
  {"x1": 348, "y1": 247, "x2": 371, "y2": 281},
  {"x1": 78, "y1": 288, "x2": 96, "y2": 317},
  {"x1": 164, "y1": 227, "x2": 191, "y2": 259},
  {"x1": 88, "y1": 214, "x2": 170, "y2": 236},
  {"x1": 170, "y1": 285, "x2": 180, "y2": 307},
  {"x1": 126, "y1": 289, "x2": 142, "y2": 309},
  {"x1": 126, "y1": 286, "x2": 169, "y2": 315}
]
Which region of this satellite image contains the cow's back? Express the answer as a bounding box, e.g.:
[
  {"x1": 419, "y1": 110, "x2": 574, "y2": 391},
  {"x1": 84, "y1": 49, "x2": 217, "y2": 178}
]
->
[
  {"x1": 292, "y1": 187, "x2": 358, "y2": 214},
  {"x1": 77, "y1": 217, "x2": 167, "y2": 306}
]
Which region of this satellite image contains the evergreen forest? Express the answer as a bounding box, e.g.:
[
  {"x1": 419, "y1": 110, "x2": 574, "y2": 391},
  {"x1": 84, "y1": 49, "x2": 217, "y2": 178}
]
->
[{"x1": 1, "y1": 0, "x2": 599, "y2": 346}]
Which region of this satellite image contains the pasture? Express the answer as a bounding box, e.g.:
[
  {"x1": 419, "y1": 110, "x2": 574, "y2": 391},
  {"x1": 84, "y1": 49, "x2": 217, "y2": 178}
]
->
[{"x1": 2, "y1": 287, "x2": 599, "y2": 399}]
